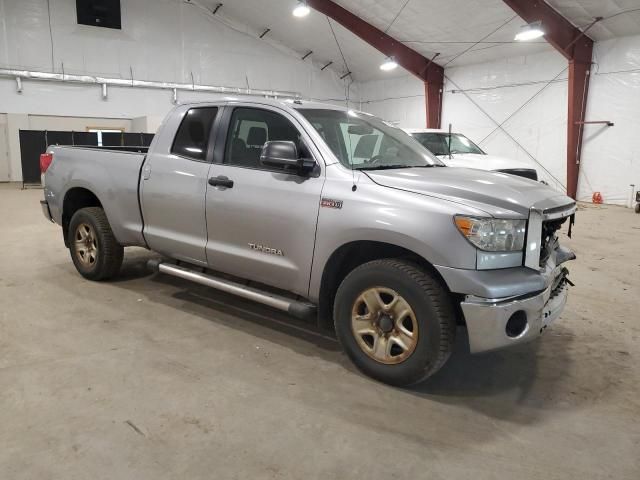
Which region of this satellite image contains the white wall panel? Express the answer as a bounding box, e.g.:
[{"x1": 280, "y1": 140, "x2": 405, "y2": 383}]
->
[
  {"x1": 577, "y1": 35, "x2": 640, "y2": 206},
  {"x1": 359, "y1": 38, "x2": 640, "y2": 205},
  {"x1": 358, "y1": 76, "x2": 426, "y2": 127},
  {"x1": 26, "y1": 115, "x2": 131, "y2": 132},
  {"x1": 0, "y1": 0, "x2": 351, "y2": 181},
  {"x1": 359, "y1": 53, "x2": 569, "y2": 190},
  {"x1": 0, "y1": 114, "x2": 9, "y2": 181},
  {"x1": 441, "y1": 51, "x2": 569, "y2": 190},
  {"x1": 359, "y1": 51, "x2": 569, "y2": 190}
]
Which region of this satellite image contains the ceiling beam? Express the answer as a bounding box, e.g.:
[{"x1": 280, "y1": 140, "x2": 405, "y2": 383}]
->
[
  {"x1": 502, "y1": 0, "x2": 594, "y2": 199},
  {"x1": 306, "y1": 0, "x2": 444, "y2": 128},
  {"x1": 502, "y1": 0, "x2": 593, "y2": 62}
]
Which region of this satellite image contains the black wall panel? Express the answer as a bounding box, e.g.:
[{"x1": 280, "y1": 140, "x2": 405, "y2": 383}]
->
[
  {"x1": 19, "y1": 130, "x2": 47, "y2": 184},
  {"x1": 77, "y1": 0, "x2": 121, "y2": 29},
  {"x1": 72, "y1": 132, "x2": 99, "y2": 146},
  {"x1": 46, "y1": 131, "x2": 73, "y2": 147},
  {"x1": 123, "y1": 132, "x2": 144, "y2": 146},
  {"x1": 102, "y1": 131, "x2": 123, "y2": 147},
  {"x1": 142, "y1": 133, "x2": 155, "y2": 147}
]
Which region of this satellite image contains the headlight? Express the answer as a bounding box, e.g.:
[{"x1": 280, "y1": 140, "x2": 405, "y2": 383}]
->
[{"x1": 454, "y1": 216, "x2": 526, "y2": 252}]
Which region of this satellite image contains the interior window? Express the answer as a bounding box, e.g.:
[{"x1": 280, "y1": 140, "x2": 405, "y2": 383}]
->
[
  {"x1": 412, "y1": 133, "x2": 449, "y2": 156},
  {"x1": 225, "y1": 107, "x2": 302, "y2": 169},
  {"x1": 171, "y1": 107, "x2": 218, "y2": 161},
  {"x1": 446, "y1": 134, "x2": 485, "y2": 155}
]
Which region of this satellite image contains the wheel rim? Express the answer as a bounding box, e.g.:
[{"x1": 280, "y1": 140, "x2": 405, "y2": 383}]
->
[
  {"x1": 351, "y1": 287, "x2": 419, "y2": 365},
  {"x1": 74, "y1": 223, "x2": 98, "y2": 267}
]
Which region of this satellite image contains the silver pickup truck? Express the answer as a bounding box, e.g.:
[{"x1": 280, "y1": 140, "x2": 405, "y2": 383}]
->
[{"x1": 40, "y1": 99, "x2": 576, "y2": 386}]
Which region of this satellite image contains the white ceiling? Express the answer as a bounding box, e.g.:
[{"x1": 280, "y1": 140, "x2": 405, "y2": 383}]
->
[
  {"x1": 547, "y1": 0, "x2": 640, "y2": 41},
  {"x1": 200, "y1": 0, "x2": 640, "y2": 82}
]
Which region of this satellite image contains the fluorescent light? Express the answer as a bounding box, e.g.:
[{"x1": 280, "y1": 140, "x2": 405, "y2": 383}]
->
[
  {"x1": 380, "y1": 57, "x2": 398, "y2": 71},
  {"x1": 293, "y1": 2, "x2": 310, "y2": 17},
  {"x1": 515, "y1": 21, "x2": 544, "y2": 41}
]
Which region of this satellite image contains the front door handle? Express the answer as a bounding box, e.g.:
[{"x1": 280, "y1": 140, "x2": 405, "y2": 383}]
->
[{"x1": 208, "y1": 175, "x2": 234, "y2": 188}]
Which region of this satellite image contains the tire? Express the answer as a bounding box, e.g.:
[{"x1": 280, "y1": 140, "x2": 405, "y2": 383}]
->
[
  {"x1": 635, "y1": 203, "x2": 640, "y2": 214},
  {"x1": 333, "y1": 259, "x2": 456, "y2": 386},
  {"x1": 68, "y1": 207, "x2": 123, "y2": 281}
]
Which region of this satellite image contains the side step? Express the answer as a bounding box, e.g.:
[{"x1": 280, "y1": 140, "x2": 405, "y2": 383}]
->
[{"x1": 147, "y1": 260, "x2": 317, "y2": 320}]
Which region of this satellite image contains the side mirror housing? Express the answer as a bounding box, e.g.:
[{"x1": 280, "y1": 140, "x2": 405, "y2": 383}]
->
[{"x1": 260, "y1": 141, "x2": 315, "y2": 176}]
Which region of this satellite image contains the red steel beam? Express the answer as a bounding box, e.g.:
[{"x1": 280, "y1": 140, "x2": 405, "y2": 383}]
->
[
  {"x1": 503, "y1": 0, "x2": 594, "y2": 199},
  {"x1": 306, "y1": 0, "x2": 444, "y2": 128}
]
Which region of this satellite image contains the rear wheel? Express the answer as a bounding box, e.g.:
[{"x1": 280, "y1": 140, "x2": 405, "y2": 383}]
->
[
  {"x1": 333, "y1": 259, "x2": 456, "y2": 386},
  {"x1": 68, "y1": 207, "x2": 123, "y2": 281}
]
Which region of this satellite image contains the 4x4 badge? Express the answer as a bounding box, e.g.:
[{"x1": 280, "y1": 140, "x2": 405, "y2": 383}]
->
[{"x1": 320, "y1": 198, "x2": 343, "y2": 209}]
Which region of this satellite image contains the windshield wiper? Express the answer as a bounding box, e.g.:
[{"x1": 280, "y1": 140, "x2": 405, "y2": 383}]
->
[
  {"x1": 356, "y1": 165, "x2": 412, "y2": 171},
  {"x1": 358, "y1": 164, "x2": 445, "y2": 171}
]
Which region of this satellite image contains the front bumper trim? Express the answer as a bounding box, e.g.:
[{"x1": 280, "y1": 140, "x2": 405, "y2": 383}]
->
[{"x1": 461, "y1": 276, "x2": 569, "y2": 354}]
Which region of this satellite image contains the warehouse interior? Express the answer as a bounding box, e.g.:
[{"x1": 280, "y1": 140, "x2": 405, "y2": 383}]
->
[{"x1": 1, "y1": 0, "x2": 639, "y2": 478}]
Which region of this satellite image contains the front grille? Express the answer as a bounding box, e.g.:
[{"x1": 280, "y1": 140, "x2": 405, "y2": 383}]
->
[
  {"x1": 525, "y1": 203, "x2": 576, "y2": 270},
  {"x1": 539, "y1": 218, "x2": 567, "y2": 267},
  {"x1": 497, "y1": 168, "x2": 538, "y2": 181}
]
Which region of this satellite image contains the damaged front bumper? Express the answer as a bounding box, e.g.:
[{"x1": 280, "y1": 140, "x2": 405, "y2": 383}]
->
[
  {"x1": 439, "y1": 200, "x2": 577, "y2": 354},
  {"x1": 460, "y1": 262, "x2": 571, "y2": 353}
]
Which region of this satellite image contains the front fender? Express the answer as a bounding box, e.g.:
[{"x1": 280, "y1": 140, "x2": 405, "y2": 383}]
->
[{"x1": 308, "y1": 177, "x2": 482, "y2": 301}]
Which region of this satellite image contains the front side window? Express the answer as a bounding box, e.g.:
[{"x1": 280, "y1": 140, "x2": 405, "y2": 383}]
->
[
  {"x1": 298, "y1": 109, "x2": 442, "y2": 171},
  {"x1": 225, "y1": 108, "x2": 302, "y2": 169},
  {"x1": 171, "y1": 107, "x2": 218, "y2": 161}
]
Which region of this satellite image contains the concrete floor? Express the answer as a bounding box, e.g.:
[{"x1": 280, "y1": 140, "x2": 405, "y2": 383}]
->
[{"x1": 0, "y1": 184, "x2": 638, "y2": 479}]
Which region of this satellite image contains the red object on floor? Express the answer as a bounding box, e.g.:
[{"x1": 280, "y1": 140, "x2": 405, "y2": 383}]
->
[{"x1": 592, "y1": 192, "x2": 603, "y2": 204}]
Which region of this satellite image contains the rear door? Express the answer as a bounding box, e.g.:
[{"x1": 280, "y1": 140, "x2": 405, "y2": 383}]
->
[
  {"x1": 204, "y1": 105, "x2": 324, "y2": 296},
  {"x1": 140, "y1": 106, "x2": 219, "y2": 265}
]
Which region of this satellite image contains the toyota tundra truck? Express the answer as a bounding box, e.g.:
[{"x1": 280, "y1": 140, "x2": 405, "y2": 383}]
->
[{"x1": 40, "y1": 99, "x2": 576, "y2": 386}]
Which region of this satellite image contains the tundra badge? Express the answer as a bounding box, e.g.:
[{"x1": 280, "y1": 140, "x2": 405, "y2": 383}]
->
[
  {"x1": 248, "y1": 243, "x2": 284, "y2": 256},
  {"x1": 320, "y1": 198, "x2": 343, "y2": 209}
]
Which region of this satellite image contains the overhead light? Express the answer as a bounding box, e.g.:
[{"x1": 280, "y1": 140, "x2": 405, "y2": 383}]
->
[
  {"x1": 380, "y1": 57, "x2": 398, "y2": 71},
  {"x1": 514, "y1": 21, "x2": 544, "y2": 41},
  {"x1": 293, "y1": 1, "x2": 310, "y2": 17}
]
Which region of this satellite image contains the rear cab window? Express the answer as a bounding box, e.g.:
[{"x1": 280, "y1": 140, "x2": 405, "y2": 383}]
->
[{"x1": 171, "y1": 107, "x2": 218, "y2": 161}]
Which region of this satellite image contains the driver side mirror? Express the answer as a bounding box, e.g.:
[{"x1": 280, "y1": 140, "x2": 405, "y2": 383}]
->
[{"x1": 260, "y1": 141, "x2": 315, "y2": 176}]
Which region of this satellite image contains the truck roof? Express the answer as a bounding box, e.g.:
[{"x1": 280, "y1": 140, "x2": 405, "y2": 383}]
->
[{"x1": 176, "y1": 97, "x2": 351, "y2": 112}]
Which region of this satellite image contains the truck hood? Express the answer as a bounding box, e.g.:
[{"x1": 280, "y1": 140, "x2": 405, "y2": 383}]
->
[
  {"x1": 364, "y1": 166, "x2": 571, "y2": 217},
  {"x1": 438, "y1": 153, "x2": 537, "y2": 172}
]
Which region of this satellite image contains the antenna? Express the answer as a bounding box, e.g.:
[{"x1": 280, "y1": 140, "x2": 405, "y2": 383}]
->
[{"x1": 348, "y1": 116, "x2": 357, "y2": 191}]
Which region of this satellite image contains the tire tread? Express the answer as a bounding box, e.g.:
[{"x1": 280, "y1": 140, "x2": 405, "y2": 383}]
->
[
  {"x1": 334, "y1": 258, "x2": 456, "y2": 385},
  {"x1": 69, "y1": 207, "x2": 123, "y2": 281}
]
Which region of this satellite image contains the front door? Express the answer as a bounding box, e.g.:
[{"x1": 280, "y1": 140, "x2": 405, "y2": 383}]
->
[
  {"x1": 205, "y1": 106, "x2": 324, "y2": 296},
  {"x1": 140, "y1": 106, "x2": 219, "y2": 265}
]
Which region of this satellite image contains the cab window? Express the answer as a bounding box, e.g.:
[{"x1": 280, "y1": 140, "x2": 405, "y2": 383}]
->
[
  {"x1": 225, "y1": 108, "x2": 302, "y2": 169},
  {"x1": 171, "y1": 107, "x2": 218, "y2": 161}
]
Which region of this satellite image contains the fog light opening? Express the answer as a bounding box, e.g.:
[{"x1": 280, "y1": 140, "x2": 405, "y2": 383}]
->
[{"x1": 506, "y1": 311, "x2": 528, "y2": 338}]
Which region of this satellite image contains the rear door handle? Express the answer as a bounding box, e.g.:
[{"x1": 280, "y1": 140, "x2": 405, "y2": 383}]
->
[{"x1": 208, "y1": 175, "x2": 234, "y2": 188}]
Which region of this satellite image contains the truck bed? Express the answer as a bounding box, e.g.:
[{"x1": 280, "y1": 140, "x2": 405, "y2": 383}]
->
[{"x1": 44, "y1": 146, "x2": 147, "y2": 247}]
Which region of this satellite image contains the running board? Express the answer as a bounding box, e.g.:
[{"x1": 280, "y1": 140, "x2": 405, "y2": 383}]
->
[{"x1": 147, "y1": 260, "x2": 317, "y2": 320}]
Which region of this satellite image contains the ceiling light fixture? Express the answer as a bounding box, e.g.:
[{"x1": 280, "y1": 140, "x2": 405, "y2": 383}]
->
[
  {"x1": 514, "y1": 21, "x2": 544, "y2": 41},
  {"x1": 380, "y1": 57, "x2": 398, "y2": 71},
  {"x1": 293, "y1": 1, "x2": 310, "y2": 18}
]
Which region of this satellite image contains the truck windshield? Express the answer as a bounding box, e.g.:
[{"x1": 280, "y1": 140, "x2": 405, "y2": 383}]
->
[
  {"x1": 297, "y1": 109, "x2": 443, "y2": 170},
  {"x1": 411, "y1": 132, "x2": 485, "y2": 156}
]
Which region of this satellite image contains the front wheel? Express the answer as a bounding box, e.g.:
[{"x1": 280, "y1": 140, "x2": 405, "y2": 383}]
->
[
  {"x1": 68, "y1": 207, "x2": 123, "y2": 281},
  {"x1": 333, "y1": 259, "x2": 456, "y2": 386}
]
